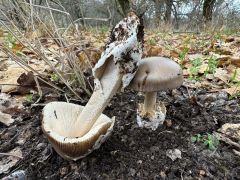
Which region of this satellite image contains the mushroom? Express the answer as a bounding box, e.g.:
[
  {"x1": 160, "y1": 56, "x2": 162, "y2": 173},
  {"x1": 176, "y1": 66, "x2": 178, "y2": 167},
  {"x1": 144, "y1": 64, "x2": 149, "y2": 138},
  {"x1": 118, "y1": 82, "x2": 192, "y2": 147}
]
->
[
  {"x1": 129, "y1": 56, "x2": 183, "y2": 130},
  {"x1": 42, "y1": 102, "x2": 115, "y2": 160},
  {"x1": 42, "y1": 12, "x2": 143, "y2": 159},
  {"x1": 73, "y1": 12, "x2": 143, "y2": 137}
]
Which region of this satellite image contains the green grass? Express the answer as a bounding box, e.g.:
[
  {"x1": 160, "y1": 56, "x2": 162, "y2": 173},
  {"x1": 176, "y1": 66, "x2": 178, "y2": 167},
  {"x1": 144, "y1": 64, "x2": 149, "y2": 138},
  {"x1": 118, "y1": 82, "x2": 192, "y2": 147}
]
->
[
  {"x1": 179, "y1": 47, "x2": 189, "y2": 62},
  {"x1": 50, "y1": 73, "x2": 60, "y2": 82},
  {"x1": 229, "y1": 92, "x2": 240, "y2": 99},
  {"x1": 89, "y1": 26, "x2": 110, "y2": 34},
  {"x1": 25, "y1": 94, "x2": 33, "y2": 103},
  {"x1": 147, "y1": 38, "x2": 157, "y2": 46},
  {"x1": 229, "y1": 69, "x2": 240, "y2": 84},
  {"x1": 191, "y1": 133, "x2": 219, "y2": 151},
  {"x1": 6, "y1": 33, "x2": 17, "y2": 49},
  {"x1": 228, "y1": 69, "x2": 240, "y2": 99},
  {"x1": 189, "y1": 57, "x2": 202, "y2": 80},
  {"x1": 204, "y1": 55, "x2": 218, "y2": 75}
]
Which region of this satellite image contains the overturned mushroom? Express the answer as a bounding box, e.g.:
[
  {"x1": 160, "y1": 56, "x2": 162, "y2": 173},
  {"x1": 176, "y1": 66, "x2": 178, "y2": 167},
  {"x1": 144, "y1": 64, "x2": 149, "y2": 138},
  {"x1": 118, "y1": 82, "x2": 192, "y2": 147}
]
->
[
  {"x1": 74, "y1": 12, "x2": 143, "y2": 137},
  {"x1": 42, "y1": 102, "x2": 114, "y2": 160},
  {"x1": 129, "y1": 56, "x2": 183, "y2": 130},
  {"x1": 42, "y1": 12, "x2": 143, "y2": 159}
]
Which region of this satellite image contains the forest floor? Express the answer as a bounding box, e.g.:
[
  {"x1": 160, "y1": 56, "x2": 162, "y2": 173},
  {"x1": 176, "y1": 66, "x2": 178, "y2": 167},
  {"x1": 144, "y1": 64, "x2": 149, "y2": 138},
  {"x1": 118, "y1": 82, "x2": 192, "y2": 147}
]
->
[{"x1": 0, "y1": 28, "x2": 240, "y2": 179}]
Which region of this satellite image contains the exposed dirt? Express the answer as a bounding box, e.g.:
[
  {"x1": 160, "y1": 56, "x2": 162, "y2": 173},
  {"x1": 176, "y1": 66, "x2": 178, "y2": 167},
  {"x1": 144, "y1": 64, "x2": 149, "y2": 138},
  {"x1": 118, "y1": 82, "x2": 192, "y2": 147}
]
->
[{"x1": 1, "y1": 85, "x2": 240, "y2": 179}]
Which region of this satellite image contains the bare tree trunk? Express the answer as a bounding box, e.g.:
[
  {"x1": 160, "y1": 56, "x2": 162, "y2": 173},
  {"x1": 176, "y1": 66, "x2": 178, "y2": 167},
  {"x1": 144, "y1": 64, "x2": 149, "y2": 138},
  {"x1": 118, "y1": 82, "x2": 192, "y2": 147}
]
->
[
  {"x1": 172, "y1": 3, "x2": 178, "y2": 29},
  {"x1": 152, "y1": 0, "x2": 164, "y2": 26},
  {"x1": 107, "y1": 6, "x2": 113, "y2": 27},
  {"x1": 9, "y1": 0, "x2": 28, "y2": 30},
  {"x1": 79, "y1": 4, "x2": 86, "y2": 27},
  {"x1": 164, "y1": 0, "x2": 173, "y2": 23},
  {"x1": 203, "y1": 0, "x2": 216, "y2": 22},
  {"x1": 116, "y1": 0, "x2": 130, "y2": 16}
]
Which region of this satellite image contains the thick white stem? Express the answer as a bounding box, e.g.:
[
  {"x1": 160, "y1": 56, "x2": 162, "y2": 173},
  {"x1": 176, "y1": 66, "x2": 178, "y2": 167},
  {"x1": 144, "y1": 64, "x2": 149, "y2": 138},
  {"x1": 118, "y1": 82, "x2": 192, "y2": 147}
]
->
[
  {"x1": 144, "y1": 92, "x2": 157, "y2": 113},
  {"x1": 71, "y1": 60, "x2": 122, "y2": 137}
]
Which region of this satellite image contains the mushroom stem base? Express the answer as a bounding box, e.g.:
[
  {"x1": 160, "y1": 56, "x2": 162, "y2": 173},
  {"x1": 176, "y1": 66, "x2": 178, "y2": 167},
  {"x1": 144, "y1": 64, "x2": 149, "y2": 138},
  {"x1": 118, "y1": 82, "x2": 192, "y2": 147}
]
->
[{"x1": 136, "y1": 101, "x2": 166, "y2": 130}]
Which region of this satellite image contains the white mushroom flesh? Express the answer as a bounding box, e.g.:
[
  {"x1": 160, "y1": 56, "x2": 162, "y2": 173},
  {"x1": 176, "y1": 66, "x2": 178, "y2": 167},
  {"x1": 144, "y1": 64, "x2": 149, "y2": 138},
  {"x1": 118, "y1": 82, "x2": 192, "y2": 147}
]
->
[
  {"x1": 42, "y1": 102, "x2": 115, "y2": 160},
  {"x1": 75, "y1": 12, "x2": 143, "y2": 137}
]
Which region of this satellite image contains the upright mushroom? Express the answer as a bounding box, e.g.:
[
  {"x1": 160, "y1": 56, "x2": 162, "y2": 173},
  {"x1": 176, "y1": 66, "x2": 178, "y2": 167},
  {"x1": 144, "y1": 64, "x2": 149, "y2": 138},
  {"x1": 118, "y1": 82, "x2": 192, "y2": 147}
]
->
[
  {"x1": 42, "y1": 12, "x2": 144, "y2": 159},
  {"x1": 129, "y1": 56, "x2": 183, "y2": 130}
]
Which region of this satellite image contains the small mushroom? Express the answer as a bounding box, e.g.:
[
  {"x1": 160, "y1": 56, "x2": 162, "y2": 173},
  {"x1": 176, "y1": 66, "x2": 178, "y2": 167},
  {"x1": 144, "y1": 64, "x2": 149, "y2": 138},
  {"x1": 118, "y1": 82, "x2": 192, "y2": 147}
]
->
[
  {"x1": 129, "y1": 56, "x2": 183, "y2": 130},
  {"x1": 42, "y1": 102, "x2": 115, "y2": 160}
]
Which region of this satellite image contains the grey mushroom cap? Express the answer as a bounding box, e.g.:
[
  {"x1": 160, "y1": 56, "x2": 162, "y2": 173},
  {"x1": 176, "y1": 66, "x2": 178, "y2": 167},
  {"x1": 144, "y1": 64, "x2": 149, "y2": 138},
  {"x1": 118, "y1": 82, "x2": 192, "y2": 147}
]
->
[{"x1": 130, "y1": 57, "x2": 183, "y2": 92}]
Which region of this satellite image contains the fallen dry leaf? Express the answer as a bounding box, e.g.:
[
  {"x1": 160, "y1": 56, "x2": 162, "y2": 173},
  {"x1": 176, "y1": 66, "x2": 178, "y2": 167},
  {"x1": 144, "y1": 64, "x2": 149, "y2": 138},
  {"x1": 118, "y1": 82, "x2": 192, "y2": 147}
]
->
[
  {"x1": 217, "y1": 56, "x2": 229, "y2": 66},
  {"x1": 0, "y1": 111, "x2": 14, "y2": 126},
  {"x1": 198, "y1": 63, "x2": 208, "y2": 74},
  {"x1": 170, "y1": 49, "x2": 179, "y2": 58},
  {"x1": 0, "y1": 93, "x2": 24, "y2": 113},
  {"x1": 222, "y1": 85, "x2": 240, "y2": 96},
  {"x1": 2, "y1": 170, "x2": 26, "y2": 180},
  {"x1": 0, "y1": 64, "x2": 26, "y2": 93},
  {"x1": 12, "y1": 43, "x2": 24, "y2": 54},
  {"x1": 188, "y1": 53, "x2": 203, "y2": 61},
  {"x1": 0, "y1": 147, "x2": 23, "y2": 174},
  {"x1": 218, "y1": 123, "x2": 240, "y2": 141},
  {"x1": 166, "y1": 149, "x2": 181, "y2": 161},
  {"x1": 217, "y1": 55, "x2": 240, "y2": 67},
  {"x1": 214, "y1": 68, "x2": 230, "y2": 83},
  {"x1": 230, "y1": 56, "x2": 240, "y2": 67},
  {"x1": 0, "y1": 51, "x2": 8, "y2": 58},
  {"x1": 16, "y1": 71, "x2": 36, "y2": 94},
  {"x1": 145, "y1": 46, "x2": 162, "y2": 56},
  {"x1": 77, "y1": 48, "x2": 101, "y2": 68},
  {"x1": 0, "y1": 77, "x2": 19, "y2": 93},
  {"x1": 225, "y1": 37, "x2": 235, "y2": 43}
]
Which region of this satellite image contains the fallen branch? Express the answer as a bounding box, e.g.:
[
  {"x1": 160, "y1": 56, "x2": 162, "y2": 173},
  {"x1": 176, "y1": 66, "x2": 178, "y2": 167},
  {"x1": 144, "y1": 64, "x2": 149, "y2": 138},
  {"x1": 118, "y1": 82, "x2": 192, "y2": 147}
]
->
[
  {"x1": 33, "y1": 76, "x2": 43, "y2": 104},
  {"x1": 74, "y1": 17, "x2": 110, "y2": 22},
  {"x1": 20, "y1": 2, "x2": 70, "y2": 15},
  {"x1": 233, "y1": 149, "x2": 240, "y2": 157},
  {"x1": 214, "y1": 132, "x2": 240, "y2": 149},
  {"x1": 0, "y1": 152, "x2": 23, "y2": 159}
]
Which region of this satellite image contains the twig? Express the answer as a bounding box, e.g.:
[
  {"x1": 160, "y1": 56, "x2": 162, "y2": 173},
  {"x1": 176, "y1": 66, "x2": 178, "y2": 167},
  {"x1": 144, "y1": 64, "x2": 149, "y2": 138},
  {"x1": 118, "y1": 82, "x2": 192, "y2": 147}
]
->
[
  {"x1": 20, "y1": 2, "x2": 70, "y2": 15},
  {"x1": 31, "y1": 103, "x2": 46, "y2": 107},
  {"x1": 0, "y1": 3, "x2": 89, "y2": 98},
  {"x1": 73, "y1": 17, "x2": 110, "y2": 23},
  {"x1": 64, "y1": 94, "x2": 69, "y2": 103},
  {"x1": 0, "y1": 84, "x2": 28, "y2": 86},
  {"x1": 173, "y1": 31, "x2": 197, "y2": 34},
  {"x1": 3, "y1": 38, "x2": 82, "y2": 99},
  {"x1": 233, "y1": 149, "x2": 240, "y2": 157},
  {"x1": 214, "y1": 132, "x2": 240, "y2": 149},
  {"x1": 185, "y1": 85, "x2": 192, "y2": 99},
  {"x1": 0, "y1": 152, "x2": 23, "y2": 159},
  {"x1": 46, "y1": 1, "x2": 89, "y2": 95},
  {"x1": 0, "y1": 47, "x2": 65, "y2": 93},
  {"x1": 158, "y1": 130, "x2": 174, "y2": 135},
  {"x1": 0, "y1": 129, "x2": 8, "y2": 137},
  {"x1": 33, "y1": 76, "x2": 42, "y2": 104}
]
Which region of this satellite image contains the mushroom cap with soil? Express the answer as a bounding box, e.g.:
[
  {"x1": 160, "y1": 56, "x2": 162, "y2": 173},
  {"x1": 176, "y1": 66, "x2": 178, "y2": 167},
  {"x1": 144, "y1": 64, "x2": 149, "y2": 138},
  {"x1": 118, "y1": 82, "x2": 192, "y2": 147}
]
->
[
  {"x1": 42, "y1": 102, "x2": 115, "y2": 161},
  {"x1": 129, "y1": 56, "x2": 183, "y2": 130},
  {"x1": 72, "y1": 11, "x2": 143, "y2": 137}
]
